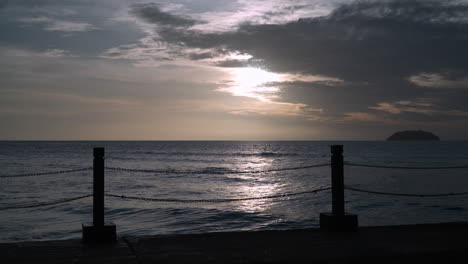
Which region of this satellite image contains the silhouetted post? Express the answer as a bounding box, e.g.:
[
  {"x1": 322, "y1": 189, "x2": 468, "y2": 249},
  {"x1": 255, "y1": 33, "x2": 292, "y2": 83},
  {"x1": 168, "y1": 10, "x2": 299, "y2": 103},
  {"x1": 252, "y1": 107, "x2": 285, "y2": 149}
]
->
[
  {"x1": 319, "y1": 145, "x2": 358, "y2": 231},
  {"x1": 82, "y1": 147, "x2": 116, "y2": 243},
  {"x1": 93, "y1": 148, "x2": 105, "y2": 227},
  {"x1": 331, "y1": 145, "x2": 345, "y2": 216}
]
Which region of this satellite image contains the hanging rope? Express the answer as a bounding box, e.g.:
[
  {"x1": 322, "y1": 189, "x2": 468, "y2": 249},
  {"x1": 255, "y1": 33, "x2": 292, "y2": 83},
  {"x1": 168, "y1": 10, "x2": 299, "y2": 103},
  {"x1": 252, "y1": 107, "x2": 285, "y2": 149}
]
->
[
  {"x1": 345, "y1": 186, "x2": 468, "y2": 197},
  {"x1": 105, "y1": 163, "x2": 330, "y2": 175},
  {"x1": 105, "y1": 186, "x2": 331, "y2": 203},
  {"x1": 0, "y1": 194, "x2": 92, "y2": 211},
  {"x1": 0, "y1": 167, "x2": 92, "y2": 178},
  {"x1": 344, "y1": 162, "x2": 468, "y2": 170}
]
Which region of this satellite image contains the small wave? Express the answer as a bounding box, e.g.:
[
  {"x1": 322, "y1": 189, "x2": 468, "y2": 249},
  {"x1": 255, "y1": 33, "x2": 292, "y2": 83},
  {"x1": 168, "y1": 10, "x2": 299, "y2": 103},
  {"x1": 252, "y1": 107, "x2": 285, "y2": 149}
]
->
[
  {"x1": 223, "y1": 176, "x2": 252, "y2": 183},
  {"x1": 125, "y1": 151, "x2": 298, "y2": 158},
  {"x1": 105, "y1": 207, "x2": 155, "y2": 217},
  {"x1": 195, "y1": 167, "x2": 236, "y2": 174},
  {"x1": 202, "y1": 209, "x2": 272, "y2": 222},
  {"x1": 107, "y1": 156, "x2": 139, "y2": 161},
  {"x1": 443, "y1": 206, "x2": 465, "y2": 211},
  {"x1": 161, "y1": 167, "x2": 238, "y2": 175},
  {"x1": 354, "y1": 202, "x2": 390, "y2": 210},
  {"x1": 258, "y1": 152, "x2": 292, "y2": 157},
  {"x1": 161, "y1": 208, "x2": 275, "y2": 231}
]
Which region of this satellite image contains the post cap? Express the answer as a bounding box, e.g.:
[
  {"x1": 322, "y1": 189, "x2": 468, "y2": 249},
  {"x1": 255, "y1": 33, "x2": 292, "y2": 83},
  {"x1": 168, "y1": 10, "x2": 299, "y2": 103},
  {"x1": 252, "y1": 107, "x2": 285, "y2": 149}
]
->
[
  {"x1": 93, "y1": 147, "x2": 105, "y2": 157},
  {"x1": 330, "y1": 145, "x2": 343, "y2": 154}
]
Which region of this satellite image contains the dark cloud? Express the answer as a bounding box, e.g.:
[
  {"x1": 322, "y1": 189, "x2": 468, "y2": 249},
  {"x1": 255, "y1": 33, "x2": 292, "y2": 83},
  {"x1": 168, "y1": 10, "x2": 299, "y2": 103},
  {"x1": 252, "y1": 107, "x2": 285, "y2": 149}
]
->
[
  {"x1": 0, "y1": 0, "x2": 145, "y2": 55},
  {"x1": 262, "y1": 5, "x2": 308, "y2": 19},
  {"x1": 329, "y1": 0, "x2": 468, "y2": 23},
  {"x1": 215, "y1": 59, "x2": 248, "y2": 68},
  {"x1": 152, "y1": 0, "x2": 468, "y2": 122},
  {"x1": 130, "y1": 3, "x2": 202, "y2": 27},
  {"x1": 175, "y1": 0, "x2": 241, "y2": 13},
  {"x1": 214, "y1": 58, "x2": 265, "y2": 68},
  {"x1": 1, "y1": 0, "x2": 111, "y2": 9},
  {"x1": 158, "y1": 0, "x2": 468, "y2": 81},
  {"x1": 0, "y1": 0, "x2": 8, "y2": 9},
  {"x1": 188, "y1": 52, "x2": 214, "y2": 60}
]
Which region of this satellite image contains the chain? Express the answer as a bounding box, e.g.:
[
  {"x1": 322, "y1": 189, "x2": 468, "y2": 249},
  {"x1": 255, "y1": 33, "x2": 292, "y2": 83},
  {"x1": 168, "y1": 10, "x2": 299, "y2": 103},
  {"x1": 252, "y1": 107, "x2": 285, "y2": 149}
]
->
[
  {"x1": 345, "y1": 186, "x2": 468, "y2": 197},
  {"x1": 105, "y1": 163, "x2": 330, "y2": 175},
  {"x1": 344, "y1": 162, "x2": 468, "y2": 170},
  {"x1": 0, "y1": 167, "x2": 92, "y2": 178},
  {"x1": 105, "y1": 186, "x2": 331, "y2": 203},
  {"x1": 0, "y1": 194, "x2": 92, "y2": 211}
]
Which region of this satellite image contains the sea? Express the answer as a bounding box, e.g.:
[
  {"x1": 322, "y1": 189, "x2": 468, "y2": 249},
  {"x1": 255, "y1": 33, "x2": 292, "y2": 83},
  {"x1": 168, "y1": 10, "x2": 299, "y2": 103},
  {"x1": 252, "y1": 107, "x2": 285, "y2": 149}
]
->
[{"x1": 1, "y1": 141, "x2": 468, "y2": 242}]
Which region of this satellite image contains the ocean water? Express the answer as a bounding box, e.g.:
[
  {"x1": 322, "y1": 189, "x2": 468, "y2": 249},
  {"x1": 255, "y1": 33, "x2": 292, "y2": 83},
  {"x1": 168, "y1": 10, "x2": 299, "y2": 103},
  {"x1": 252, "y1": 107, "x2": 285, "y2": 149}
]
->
[{"x1": 1, "y1": 141, "x2": 468, "y2": 242}]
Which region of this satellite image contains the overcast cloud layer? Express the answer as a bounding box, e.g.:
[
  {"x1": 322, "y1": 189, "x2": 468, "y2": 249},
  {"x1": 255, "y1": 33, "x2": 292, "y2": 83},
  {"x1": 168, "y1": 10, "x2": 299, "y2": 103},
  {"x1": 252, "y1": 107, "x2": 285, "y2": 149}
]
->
[{"x1": 1, "y1": 0, "x2": 468, "y2": 140}]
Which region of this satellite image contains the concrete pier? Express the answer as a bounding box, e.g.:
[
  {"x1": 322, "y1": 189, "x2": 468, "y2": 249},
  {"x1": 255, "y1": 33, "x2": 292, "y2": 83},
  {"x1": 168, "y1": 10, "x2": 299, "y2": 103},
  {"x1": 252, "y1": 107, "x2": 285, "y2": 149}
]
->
[{"x1": 3, "y1": 222, "x2": 468, "y2": 263}]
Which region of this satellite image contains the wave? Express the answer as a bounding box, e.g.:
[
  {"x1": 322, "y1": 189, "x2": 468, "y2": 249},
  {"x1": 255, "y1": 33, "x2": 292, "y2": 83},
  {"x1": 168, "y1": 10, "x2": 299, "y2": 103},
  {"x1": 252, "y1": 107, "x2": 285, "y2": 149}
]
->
[
  {"x1": 442, "y1": 206, "x2": 465, "y2": 211},
  {"x1": 126, "y1": 151, "x2": 298, "y2": 157},
  {"x1": 108, "y1": 165, "x2": 310, "y2": 175}
]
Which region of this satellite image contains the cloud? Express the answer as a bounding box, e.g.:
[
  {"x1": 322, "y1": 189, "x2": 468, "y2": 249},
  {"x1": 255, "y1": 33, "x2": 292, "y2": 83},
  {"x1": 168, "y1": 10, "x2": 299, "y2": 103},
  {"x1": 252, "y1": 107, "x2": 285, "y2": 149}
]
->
[
  {"x1": 140, "y1": 0, "x2": 468, "y2": 126},
  {"x1": 226, "y1": 100, "x2": 323, "y2": 118},
  {"x1": 3, "y1": 0, "x2": 468, "y2": 139},
  {"x1": 156, "y1": 0, "x2": 468, "y2": 81},
  {"x1": 45, "y1": 20, "x2": 97, "y2": 32},
  {"x1": 130, "y1": 3, "x2": 202, "y2": 27},
  {"x1": 0, "y1": 0, "x2": 7, "y2": 9},
  {"x1": 215, "y1": 59, "x2": 250, "y2": 68},
  {"x1": 100, "y1": 36, "x2": 177, "y2": 66},
  {"x1": 0, "y1": 46, "x2": 74, "y2": 59},
  {"x1": 260, "y1": 4, "x2": 311, "y2": 23},
  {"x1": 17, "y1": 16, "x2": 51, "y2": 23},
  {"x1": 188, "y1": 0, "x2": 335, "y2": 32},
  {"x1": 408, "y1": 72, "x2": 468, "y2": 89},
  {"x1": 188, "y1": 52, "x2": 214, "y2": 60},
  {"x1": 369, "y1": 100, "x2": 468, "y2": 117},
  {"x1": 344, "y1": 112, "x2": 381, "y2": 122},
  {"x1": 329, "y1": 0, "x2": 468, "y2": 23},
  {"x1": 18, "y1": 16, "x2": 97, "y2": 32},
  {"x1": 42, "y1": 49, "x2": 73, "y2": 58}
]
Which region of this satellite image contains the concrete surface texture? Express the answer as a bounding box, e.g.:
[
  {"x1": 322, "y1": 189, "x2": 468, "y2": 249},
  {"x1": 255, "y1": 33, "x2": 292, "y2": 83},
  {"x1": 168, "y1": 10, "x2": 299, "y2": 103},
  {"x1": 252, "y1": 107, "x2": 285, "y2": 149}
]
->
[{"x1": 3, "y1": 222, "x2": 468, "y2": 263}]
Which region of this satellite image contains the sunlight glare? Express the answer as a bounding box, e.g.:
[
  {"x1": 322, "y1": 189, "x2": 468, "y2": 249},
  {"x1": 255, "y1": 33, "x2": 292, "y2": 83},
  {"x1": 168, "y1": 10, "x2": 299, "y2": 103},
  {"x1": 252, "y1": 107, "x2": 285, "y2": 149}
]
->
[{"x1": 223, "y1": 67, "x2": 283, "y2": 101}]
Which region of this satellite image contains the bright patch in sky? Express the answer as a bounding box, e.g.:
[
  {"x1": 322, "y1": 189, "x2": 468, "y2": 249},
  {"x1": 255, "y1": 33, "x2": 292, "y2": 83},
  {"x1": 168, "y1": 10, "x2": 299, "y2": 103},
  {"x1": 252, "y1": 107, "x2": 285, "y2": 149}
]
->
[{"x1": 219, "y1": 67, "x2": 283, "y2": 101}]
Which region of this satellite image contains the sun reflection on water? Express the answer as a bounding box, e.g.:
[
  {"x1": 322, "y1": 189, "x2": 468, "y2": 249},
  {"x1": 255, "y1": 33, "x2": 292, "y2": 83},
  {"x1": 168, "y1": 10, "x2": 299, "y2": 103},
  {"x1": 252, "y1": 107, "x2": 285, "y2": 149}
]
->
[
  {"x1": 234, "y1": 182, "x2": 284, "y2": 213},
  {"x1": 224, "y1": 155, "x2": 286, "y2": 213}
]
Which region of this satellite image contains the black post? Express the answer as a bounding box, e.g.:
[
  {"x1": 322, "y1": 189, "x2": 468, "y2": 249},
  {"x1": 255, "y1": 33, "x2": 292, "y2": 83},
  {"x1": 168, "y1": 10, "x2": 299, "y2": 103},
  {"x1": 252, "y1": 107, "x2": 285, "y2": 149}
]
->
[
  {"x1": 319, "y1": 145, "x2": 358, "y2": 231},
  {"x1": 331, "y1": 145, "x2": 344, "y2": 216},
  {"x1": 82, "y1": 147, "x2": 116, "y2": 243},
  {"x1": 93, "y1": 148, "x2": 105, "y2": 227}
]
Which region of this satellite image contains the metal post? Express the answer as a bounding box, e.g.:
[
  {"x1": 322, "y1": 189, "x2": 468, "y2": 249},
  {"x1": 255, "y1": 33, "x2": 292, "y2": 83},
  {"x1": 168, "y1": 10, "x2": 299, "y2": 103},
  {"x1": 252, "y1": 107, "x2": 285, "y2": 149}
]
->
[
  {"x1": 319, "y1": 145, "x2": 358, "y2": 231},
  {"x1": 82, "y1": 147, "x2": 116, "y2": 243},
  {"x1": 93, "y1": 147, "x2": 105, "y2": 227},
  {"x1": 331, "y1": 145, "x2": 344, "y2": 216}
]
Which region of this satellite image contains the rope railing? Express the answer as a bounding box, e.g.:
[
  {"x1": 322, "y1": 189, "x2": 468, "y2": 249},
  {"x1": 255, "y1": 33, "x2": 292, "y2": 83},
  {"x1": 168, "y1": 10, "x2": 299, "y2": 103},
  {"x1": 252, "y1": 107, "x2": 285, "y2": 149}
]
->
[
  {"x1": 2, "y1": 145, "x2": 468, "y2": 239},
  {"x1": 0, "y1": 194, "x2": 92, "y2": 211},
  {"x1": 105, "y1": 163, "x2": 330, "y2": 175},
  {"x1": 344, "y1": 162, "x2": 468, "y2": 170},
  {"x1": 0, "y1": 167, "x2": 92, "y2": 178},
  {"x1": 105, "y1": 186, "x2": 331, "y2": 203},
  {"x1": 344, "y1": 186, "x2": 468, "y2": 197}
]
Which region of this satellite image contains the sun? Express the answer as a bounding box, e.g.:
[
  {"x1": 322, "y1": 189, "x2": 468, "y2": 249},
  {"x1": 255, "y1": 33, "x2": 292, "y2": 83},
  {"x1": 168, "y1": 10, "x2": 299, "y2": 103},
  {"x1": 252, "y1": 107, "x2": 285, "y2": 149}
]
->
[
  {"x1": 221, "y1": 67, "x2": 284, "y2": 101},
  {"x1": 234, "y1": 67, "x2": 281, "y2": 88}
]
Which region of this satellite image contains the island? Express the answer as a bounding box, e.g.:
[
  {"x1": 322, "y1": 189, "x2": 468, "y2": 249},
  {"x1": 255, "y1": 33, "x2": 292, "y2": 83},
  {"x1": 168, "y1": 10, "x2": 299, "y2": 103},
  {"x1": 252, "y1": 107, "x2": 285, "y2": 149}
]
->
[{"x1": 387, "y1": 130, "x2": 440, "y2": 141}]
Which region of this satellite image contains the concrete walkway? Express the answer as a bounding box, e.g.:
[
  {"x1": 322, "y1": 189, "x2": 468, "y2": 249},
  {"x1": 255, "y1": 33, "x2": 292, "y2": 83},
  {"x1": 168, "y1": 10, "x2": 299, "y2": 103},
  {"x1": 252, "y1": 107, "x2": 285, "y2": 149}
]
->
[{"x1": 3, "y1": 222, "x2": 468, "y2": 263}]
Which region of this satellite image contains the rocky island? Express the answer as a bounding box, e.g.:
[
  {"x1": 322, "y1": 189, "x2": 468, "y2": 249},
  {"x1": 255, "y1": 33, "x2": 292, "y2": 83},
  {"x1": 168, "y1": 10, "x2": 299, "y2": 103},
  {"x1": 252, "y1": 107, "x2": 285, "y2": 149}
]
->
[{"x1": 387, "y1": 130, "x2": 440, "y2": 141}]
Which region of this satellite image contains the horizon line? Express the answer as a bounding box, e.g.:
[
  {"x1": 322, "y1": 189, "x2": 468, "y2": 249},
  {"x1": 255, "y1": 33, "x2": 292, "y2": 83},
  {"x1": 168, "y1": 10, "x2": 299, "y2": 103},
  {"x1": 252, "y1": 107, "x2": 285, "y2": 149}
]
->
[{"x1": 1, "y1": 139, "x2": 467, "y2": 142}]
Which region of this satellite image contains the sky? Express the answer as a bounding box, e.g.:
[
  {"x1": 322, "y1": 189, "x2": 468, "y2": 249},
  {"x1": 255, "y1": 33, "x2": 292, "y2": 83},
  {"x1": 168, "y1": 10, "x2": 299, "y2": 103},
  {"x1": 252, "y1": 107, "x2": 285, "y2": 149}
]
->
[{"x1": 1, "y1": 0, "x2": 468, "y2": 140}]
